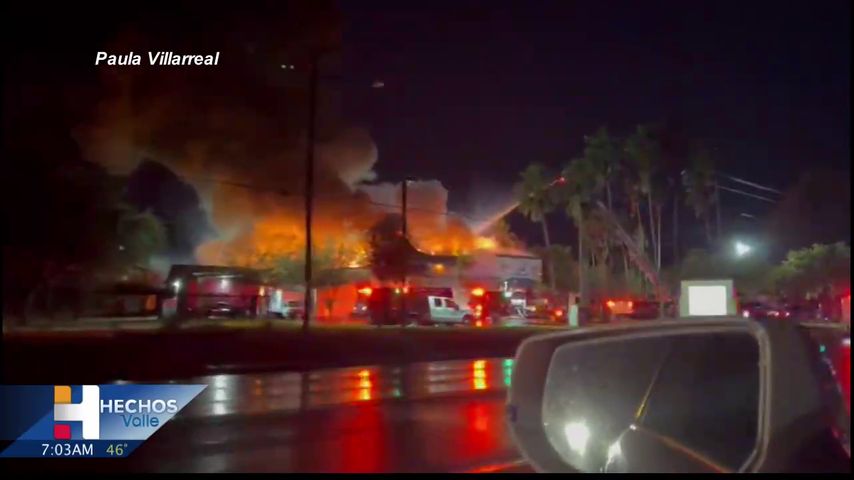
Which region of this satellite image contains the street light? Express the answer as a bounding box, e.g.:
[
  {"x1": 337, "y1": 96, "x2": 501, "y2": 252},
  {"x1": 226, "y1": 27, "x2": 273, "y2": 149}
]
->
[{"x1": 734, "y1": 241, "x2": 753, "y2": 258}]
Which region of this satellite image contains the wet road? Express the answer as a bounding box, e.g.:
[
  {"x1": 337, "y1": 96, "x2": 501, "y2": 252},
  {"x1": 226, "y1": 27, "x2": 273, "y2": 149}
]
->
[{"x1": 19, "y1": 358, "x2": 525, "y2": 473}]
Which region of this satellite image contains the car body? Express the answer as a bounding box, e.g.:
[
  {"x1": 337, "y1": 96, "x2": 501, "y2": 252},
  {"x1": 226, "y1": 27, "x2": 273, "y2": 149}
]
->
[
  {"x1": 351, "y1": 300, "x2": 370, "y2": 318},
  {"x1": 843, "y1": 295, "x2": 851, "y2": 325},
  {"x1": 206, "y1": 301, "x2": 240, "y2": 318},
  {"x1": 548, "y1": 306, "x2": 566, "y2": 323},
  {"x1": 781, "y1": 303, "x2": 821, "y2": 321},
  {"x1": 524, "y1": 297, "x2": 551, "y2": 317},
  {"x1": 739, "y1": 301, "x2": 778, "y2": 320},
  {"x1": 605, "y1": 298, "x2": 635, "y2": 316},
  {"x1": 626, "y1": 300, "x2": 675, "y2": 320},
  {"x1": 598, "y1": 297, "x2": 665, "y2": 320},
  {"x1": 280, "y1": 300, "x2": 304, "y2": 319},
  {"x1": 422, "y1": 296, "x2": 475, "y2": 325},
  {"x1": 508, "y1": 319, "x2": 851, "y2": 473}
]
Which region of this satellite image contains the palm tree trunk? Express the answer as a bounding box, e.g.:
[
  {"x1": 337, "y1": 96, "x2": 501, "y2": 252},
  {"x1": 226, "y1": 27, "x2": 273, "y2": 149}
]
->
[
  {"x1": 714, "y1": 181, "x2": 722, "y2": 241},
  {"x1": 655, "y1": 205, "x2": 661, "y2": 271},
  {"x1": 577, "y1": 216, "x2": 584, "y2": 302},
  {"x1": 672, "y1": 192, "x2": 679, "y2": 265},
  {"x1": 704, "y1": 215, "x2": 712, "y2": 246},
  {"x1": 634, "y1": 202, "x2": 645, "y2": 252},
  {"x1": 605, "y1": 183, "x2": 613, "y2": 213},
  {"x1": 623, "y1": 247, "x2": 630, "y2": 281},
  {"x1": 541, "y1": 218, "x2": 555, "y2": 290},
  {"x1": 646, "y1": 192, "x2": 656, "y2": 263}
]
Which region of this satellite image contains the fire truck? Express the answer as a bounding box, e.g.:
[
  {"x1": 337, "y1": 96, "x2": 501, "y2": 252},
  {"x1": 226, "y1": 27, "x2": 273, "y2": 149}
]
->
[{"x1": 842, "y1": 294, "x2": 851, "y2": 325}]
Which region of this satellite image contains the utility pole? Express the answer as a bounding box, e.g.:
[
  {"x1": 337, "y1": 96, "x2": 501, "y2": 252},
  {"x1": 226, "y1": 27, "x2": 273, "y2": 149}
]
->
[{"x1": 302, "y1": 53, "x2": 319, "y2": 333}]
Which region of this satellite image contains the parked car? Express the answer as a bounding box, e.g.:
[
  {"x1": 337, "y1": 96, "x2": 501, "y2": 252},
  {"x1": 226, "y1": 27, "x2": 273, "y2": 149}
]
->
[
  {"x1": 206, "y1": 301, "x2": 240, "y2": 318},
  {"x1": 739, "y1": 301, "x2": 778, "y2": 320},
  {"x1": 280, "y1": 300, "x2": 304, "y2": 320},
  {"x1": 411, "y1": 295, "x2": 475, "y2": 326},
  {"x1": 627, "y1": 300, "x2": 675, "y2": 320},
  {"x1": 782, "y1": 303, "x2": 821, "y2": 321},
  {"x1": 351, "y1": 300, "x2": 370, "y2": 318}
]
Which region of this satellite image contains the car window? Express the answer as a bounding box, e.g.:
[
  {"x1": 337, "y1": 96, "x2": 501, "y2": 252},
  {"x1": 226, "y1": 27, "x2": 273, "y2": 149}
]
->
[
  {"x1": 432, "y1": 298, "x2": 442, "y2": 308},
  {"x1": 641, "y1": 332, "x2": 760, "y2": 470},
  {"x1": 446, "y1": 299, "x2": 459, "y2": 309}
]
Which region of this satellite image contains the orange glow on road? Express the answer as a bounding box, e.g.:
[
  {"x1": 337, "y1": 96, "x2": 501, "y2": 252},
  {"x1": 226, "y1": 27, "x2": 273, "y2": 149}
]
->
[
  {"x1": 472, "y1": 360, "x2": 488, "y2": 390},
  {"x1": 357, "y1": 369, "x2": 373, "y2": 401}
]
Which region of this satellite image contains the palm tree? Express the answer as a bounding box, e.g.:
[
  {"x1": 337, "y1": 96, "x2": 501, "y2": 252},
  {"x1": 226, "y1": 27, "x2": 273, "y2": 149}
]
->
[
  {"x1": 583, "y1": 127, "x2": 622, "y2": 275},
  {"x1": 583, "y1": 127, "x2": 621, "y2": 213},
  {"x1": 514, "y1": 163, "x2": 558, "y2": 288},
  {"x1": 656, "y1": 124, "x2": 691, "y2": 266},
  {"x1": 625, "y1": 124, "x2": 661, "y2": 270},
  {"x1": 683, "y1": 147, "x2": 717, "y2": 246},
  {"x1": 559, "y1": 158, "x2": 597, "y2": 300}
]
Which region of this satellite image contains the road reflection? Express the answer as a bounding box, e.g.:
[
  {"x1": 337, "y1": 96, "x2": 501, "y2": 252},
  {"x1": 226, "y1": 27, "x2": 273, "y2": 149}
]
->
[
  {"x1": 177, "y1": 358, "x2": 513, "y2": 419},
  {"x1": 91, "y1": 359, "x2": 523, "y2": 472}
]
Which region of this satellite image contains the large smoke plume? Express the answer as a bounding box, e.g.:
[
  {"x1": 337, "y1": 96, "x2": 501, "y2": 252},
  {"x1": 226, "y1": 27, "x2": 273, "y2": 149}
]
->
[{"x1": 76, "y1": 2, "x2": 498, "y2": 268}]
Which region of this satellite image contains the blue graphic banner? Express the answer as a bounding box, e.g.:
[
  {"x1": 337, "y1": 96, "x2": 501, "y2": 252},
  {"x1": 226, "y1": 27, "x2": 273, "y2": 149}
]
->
[{"x1": 0, "y1": 384, "x2": 205, "y2": 458}]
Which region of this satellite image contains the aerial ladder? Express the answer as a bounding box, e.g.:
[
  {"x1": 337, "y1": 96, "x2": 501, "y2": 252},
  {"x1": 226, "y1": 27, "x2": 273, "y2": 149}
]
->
[{"x1": 592, "y1": 201, "x2": 672, "y2": 314}]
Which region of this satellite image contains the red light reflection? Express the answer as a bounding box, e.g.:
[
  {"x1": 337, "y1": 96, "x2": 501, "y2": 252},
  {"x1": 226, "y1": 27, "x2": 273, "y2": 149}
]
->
[
  {"x1": 836, "y1": 342, "x2": 850, "y2": 414},
  {"x1": 459, "y1": 403, "x2": 500, "y2": 460}
]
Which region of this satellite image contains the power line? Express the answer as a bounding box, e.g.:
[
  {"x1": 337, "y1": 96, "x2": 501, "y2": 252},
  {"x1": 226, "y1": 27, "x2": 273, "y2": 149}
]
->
[
  {"x1": 719, "y1": 173, "x2": 783, "y2": 195},
  {"x1": 183, "y1": 175, "x2": 292, "y2": 195},
  {"x1": 717, "y1": 185, "x2": 777, "y2": 203}
]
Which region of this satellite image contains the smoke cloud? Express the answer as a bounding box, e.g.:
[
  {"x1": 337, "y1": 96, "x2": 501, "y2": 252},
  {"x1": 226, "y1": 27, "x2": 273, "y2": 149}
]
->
[{"x1": 74, "y1": 2, "x2": 503, "y2": 267}]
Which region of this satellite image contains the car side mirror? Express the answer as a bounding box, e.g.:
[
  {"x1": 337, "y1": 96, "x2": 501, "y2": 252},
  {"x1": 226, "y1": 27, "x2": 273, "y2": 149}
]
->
[{"x1": 507, "y1": 320, "x2": 850, "y2": 473}]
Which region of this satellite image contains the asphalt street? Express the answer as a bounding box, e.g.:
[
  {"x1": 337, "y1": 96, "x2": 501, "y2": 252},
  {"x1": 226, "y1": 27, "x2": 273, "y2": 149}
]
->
[{"x1": 4, "y1": 358, "x2": 527, "y2": 473}]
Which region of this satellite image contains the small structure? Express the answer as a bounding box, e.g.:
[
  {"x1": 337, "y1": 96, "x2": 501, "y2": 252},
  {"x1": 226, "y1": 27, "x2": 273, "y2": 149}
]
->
[
  {"x1": 84, "y1": 283, "x2": 165, "y2": 317},
  {"x1": 678, "y1": 279, "x2": 737, "y2": 318}
]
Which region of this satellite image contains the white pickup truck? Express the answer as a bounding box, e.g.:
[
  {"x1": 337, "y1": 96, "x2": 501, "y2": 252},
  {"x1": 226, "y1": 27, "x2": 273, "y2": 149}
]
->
[{"x1": 411, "y1": 296, "x2": 475, "y2": 326}]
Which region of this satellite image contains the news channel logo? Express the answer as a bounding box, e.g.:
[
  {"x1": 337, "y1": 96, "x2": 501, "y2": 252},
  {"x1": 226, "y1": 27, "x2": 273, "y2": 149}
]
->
[{"x1": 1, "y1": 384, "x2": 206, "y2": 458}]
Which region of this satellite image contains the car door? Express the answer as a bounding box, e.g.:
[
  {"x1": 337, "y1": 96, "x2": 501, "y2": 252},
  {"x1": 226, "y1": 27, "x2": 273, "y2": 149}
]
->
[
  {"x1": 430, "y1": 297, "x2": 447, "y2": 322},
  {"x1": 444, "y1": 298, "x2": 463, "y2": 323}
]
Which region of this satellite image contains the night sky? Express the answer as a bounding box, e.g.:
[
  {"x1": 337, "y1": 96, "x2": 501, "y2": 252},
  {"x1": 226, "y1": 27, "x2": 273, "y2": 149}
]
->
[
  {"x1": 4, "y1": 0, "x2": 850, "y2": 249},
  {"x1": 339, "y1": 0, "x2": 850, "y2": 242}
]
